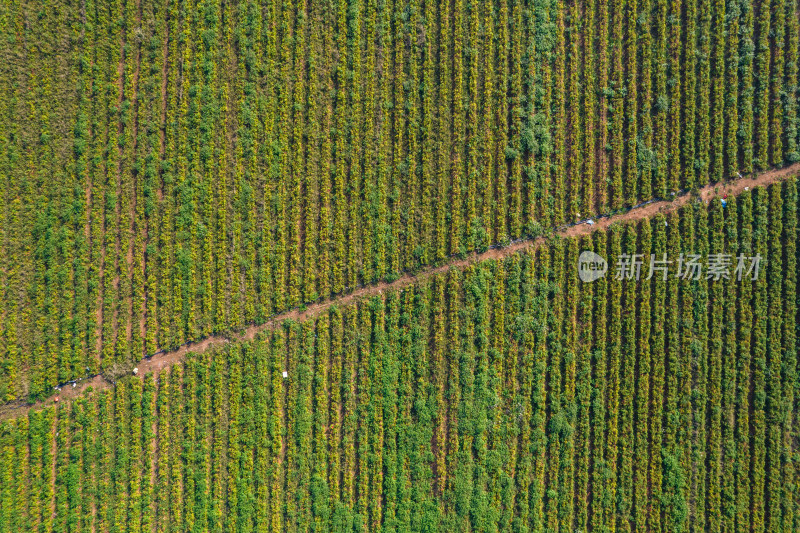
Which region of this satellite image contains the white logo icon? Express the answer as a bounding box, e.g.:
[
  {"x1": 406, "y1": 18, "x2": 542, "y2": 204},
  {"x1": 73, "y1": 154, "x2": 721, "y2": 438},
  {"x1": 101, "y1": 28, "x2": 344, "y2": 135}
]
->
[{"x1": 578, "y1": 251, "x2": 607, "y2": 282}]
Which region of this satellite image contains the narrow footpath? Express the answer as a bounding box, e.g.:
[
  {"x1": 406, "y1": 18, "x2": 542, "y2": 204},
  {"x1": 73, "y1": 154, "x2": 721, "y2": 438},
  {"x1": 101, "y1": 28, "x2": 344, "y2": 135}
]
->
[{"x1": 2, "y1": 162, "x2": 798, "y2": 421}]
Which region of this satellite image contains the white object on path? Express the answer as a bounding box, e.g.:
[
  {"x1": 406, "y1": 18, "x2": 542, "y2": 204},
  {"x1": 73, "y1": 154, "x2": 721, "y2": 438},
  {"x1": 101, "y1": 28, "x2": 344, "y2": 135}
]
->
[
  {"x1": 282, "y1": 371, "x2": 288, "y2": 378},
  {"x1": 586, "y1": 220, "x2": 595, "y2": 226},
  {"x1": 132, "y1": 367, "x2": 138, "y2": 375}
]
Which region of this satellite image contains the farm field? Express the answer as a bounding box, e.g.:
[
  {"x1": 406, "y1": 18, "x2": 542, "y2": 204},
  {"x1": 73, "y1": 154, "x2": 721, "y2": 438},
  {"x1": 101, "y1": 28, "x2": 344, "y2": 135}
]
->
[
  {"x1": 1, "y1": 179, "x2": 798, "y2": 532},
  {"x1": 1, "y1": 0, "x2": 800, "y2": 401}
]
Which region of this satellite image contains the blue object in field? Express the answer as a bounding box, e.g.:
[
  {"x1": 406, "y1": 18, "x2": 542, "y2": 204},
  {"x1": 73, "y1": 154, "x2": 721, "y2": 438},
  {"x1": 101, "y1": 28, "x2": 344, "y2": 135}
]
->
[{"x1": 721, "y1": 199, "x2": 727, "y2": 208}]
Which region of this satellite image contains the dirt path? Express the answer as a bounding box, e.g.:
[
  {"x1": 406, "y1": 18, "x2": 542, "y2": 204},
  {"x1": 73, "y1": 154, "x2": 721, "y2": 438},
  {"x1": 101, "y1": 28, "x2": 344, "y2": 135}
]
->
[{"x1": 1, "y1": 163, "x2": 798, "y2": 422}]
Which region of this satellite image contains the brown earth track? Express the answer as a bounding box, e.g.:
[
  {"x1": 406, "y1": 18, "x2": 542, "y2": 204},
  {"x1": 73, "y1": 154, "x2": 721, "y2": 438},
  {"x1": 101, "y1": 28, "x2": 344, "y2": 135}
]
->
[{"x1": 1, "y1": 162, "x2": 799, "y2": 422}]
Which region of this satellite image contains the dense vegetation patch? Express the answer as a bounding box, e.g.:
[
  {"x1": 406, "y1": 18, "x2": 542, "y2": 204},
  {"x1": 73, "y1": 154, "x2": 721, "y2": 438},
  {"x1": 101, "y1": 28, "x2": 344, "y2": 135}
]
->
[
  {"x1": 1, "y1": 181, "x2": 797, "y2": 532},
  {"x1": 1, "y1": 0, "x2": 798, "y2": 401}
]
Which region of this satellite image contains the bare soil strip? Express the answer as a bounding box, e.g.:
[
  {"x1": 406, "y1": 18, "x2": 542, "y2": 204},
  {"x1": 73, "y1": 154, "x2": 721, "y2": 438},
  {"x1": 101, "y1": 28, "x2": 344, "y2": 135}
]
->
[{"x1": 2, "y1": 163, "x2": 798, "y2": 421}]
